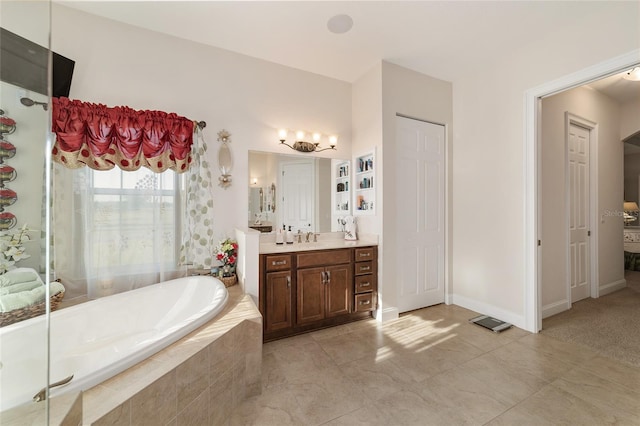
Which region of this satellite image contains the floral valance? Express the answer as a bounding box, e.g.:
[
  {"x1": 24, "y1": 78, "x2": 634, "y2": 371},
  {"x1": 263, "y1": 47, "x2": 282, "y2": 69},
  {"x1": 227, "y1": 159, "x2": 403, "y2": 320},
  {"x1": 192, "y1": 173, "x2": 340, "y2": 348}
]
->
[{"x1": 51, "y1": 97, "x2": 194, "y2": 173}]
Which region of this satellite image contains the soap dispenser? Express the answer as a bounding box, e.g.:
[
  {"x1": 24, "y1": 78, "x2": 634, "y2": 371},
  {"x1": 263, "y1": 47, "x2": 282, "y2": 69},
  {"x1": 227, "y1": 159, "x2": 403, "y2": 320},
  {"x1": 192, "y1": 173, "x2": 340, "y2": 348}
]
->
[
  {"x1": 286, "y1": 225, "x2": 294, "y2": 244},
  {"x1": 275, "y1": 225, "x2": 284, "y2": 245}
]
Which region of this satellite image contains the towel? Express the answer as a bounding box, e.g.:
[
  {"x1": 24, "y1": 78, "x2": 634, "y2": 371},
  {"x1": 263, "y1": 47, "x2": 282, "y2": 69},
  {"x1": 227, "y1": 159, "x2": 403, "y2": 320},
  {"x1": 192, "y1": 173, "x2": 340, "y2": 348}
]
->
[
  {"x1": 0, "y1": 281, "x2": 65, "y2": 313},
  {"x1": 0, "y1": 279, "x2": 43, "y2": 295},
  {"x1": 0, "y1": 268, "x2": 39, "y2": 287}
]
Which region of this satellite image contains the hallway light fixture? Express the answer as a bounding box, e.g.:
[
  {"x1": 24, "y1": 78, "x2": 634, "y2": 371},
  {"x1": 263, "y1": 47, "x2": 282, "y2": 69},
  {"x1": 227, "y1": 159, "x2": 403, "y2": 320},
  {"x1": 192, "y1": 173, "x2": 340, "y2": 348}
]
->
[
  {"x1": 623, "y1": 201, "x2": 639, "y2": 223},
  {"x1": 278, "y1": 129, "x2": 337, "y2": 153},
  {"x1": 623, "y1": 67, "x2": 640, "y2": 82}
]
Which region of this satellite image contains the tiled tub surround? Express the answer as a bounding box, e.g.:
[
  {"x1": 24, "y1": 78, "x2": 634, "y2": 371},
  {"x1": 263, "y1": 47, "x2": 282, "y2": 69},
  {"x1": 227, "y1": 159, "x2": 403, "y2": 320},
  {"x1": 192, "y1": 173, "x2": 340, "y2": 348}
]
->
[{"x1": 83, "y1": 285, "x2": 261, "y2": 425}]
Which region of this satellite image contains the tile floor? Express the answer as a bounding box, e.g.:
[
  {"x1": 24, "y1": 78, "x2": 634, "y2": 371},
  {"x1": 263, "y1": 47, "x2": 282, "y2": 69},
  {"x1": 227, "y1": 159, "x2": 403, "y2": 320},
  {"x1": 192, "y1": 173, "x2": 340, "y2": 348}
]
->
[{"x1": 230, "y1": 304, "x2": 640, "y2": 425}]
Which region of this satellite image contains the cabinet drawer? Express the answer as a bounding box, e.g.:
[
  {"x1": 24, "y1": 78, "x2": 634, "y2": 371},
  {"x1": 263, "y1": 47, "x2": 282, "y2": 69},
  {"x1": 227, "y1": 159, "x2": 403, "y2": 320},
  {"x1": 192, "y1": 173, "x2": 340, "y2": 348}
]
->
[
  {"x1": 354, "y1": 261, "x2": 373, "y2": 275},
  {"x1": 297, "y1": 249, "x2": 351, "y2": 268},
  {"x1": 354, "y1": 275, "x2": 374, "y2": 293},
  {"x1": 265, "y1": 255, "x2": 291, "y2": 272},
  {"x1": 354, "y1": 293, "x2": 374, "y2": 312},
  {"x1": 355, "y1": 247, "x2": 375, "y2": 261}
]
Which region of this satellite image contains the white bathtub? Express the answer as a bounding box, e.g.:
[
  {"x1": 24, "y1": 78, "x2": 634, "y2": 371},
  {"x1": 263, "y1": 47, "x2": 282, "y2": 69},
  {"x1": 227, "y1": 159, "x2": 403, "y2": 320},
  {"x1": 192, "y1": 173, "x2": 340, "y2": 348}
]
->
[{"x1": 0, "y1": 275, "x2": 228, "y2": 411}]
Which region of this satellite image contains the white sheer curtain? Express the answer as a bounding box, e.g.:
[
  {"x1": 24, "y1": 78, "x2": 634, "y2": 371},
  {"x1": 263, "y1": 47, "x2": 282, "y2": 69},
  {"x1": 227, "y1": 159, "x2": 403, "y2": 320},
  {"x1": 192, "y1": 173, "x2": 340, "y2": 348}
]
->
[{"x1": 52, "y1": 163, "x2": 185, "y2": 299}]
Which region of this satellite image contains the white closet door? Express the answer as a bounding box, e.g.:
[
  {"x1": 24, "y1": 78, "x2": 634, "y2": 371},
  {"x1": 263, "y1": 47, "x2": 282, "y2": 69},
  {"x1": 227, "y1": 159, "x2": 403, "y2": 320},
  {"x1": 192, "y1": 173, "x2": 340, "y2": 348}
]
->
[
  {"x1": 396, "y1": 116, "x2": 445, "y2": 313},
  {"x1": 281, "y1": 161, "x2": 315, "y2": 232}
]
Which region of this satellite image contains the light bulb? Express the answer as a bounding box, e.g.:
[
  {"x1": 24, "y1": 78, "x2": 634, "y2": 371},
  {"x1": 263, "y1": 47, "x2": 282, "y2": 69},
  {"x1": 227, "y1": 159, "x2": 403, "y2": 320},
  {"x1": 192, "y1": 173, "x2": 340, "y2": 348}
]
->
[
  {"x1": 312, "y1": 133, "x2": 321, "y2": 143},
  {"x1": 329, "y1": 135, "x2": 338, "y2": 147},
  {"x1": 296, "y1": 131, "x2": 305, "y2": 141},
  {"x1": 278, "y1": 129, "x2": 288, "y2": 140}
]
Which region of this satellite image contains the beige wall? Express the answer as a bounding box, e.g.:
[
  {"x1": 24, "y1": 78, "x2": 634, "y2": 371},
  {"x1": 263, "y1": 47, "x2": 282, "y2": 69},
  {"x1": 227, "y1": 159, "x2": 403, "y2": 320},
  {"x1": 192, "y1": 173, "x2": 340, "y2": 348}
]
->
[
  {"x1": 624, "y1": 153, "x2": 640, "y2": 206},
  {"x1": 451, "y1": 4, "x2": 638, "y2": 328},
  {"x1": 621, "y1": 98, "x2": 640, "y2": 141},
  {"x1": 540, "y1": 86, "x2": 624, "y2": 316},
  {"x1": 51, "y1": 4, "x2": 352, "y2": 241}
]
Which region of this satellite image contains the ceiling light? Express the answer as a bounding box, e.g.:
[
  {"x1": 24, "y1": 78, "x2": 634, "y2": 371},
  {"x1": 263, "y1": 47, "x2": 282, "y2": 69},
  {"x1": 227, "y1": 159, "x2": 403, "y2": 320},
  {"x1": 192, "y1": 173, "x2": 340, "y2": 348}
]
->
[
  {"x1": 327, "y1": 14, "x2": 353, "y2": 34},
  {"x1": 623, "y1": 67, "x2": 640, "y2": 82}
]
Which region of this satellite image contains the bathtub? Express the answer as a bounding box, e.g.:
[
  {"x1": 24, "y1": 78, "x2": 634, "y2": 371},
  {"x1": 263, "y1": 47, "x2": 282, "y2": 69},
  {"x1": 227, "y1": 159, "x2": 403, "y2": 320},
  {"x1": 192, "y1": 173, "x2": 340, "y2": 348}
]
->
[{"x1": 0, "y1": 275, "x2": 228, "y2": 411}]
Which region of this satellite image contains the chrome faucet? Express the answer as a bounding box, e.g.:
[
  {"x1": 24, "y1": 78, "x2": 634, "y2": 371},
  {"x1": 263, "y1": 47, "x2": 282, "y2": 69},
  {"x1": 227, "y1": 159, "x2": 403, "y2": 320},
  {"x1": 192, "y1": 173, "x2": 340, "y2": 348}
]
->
[{"x1": 305, "y1": 231, "x2": 313, "y2": 242}]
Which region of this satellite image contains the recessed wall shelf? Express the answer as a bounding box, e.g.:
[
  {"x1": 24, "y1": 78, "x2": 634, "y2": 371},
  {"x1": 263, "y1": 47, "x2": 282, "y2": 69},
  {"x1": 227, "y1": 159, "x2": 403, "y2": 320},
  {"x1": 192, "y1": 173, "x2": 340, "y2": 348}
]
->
[{"x1": 354, "y1": 150, "x2": 375, "y2": 215}]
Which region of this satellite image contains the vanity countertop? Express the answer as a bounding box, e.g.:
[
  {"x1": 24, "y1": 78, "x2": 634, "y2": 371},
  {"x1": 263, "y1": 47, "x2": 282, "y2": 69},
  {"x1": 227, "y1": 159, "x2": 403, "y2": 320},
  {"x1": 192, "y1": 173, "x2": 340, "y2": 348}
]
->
[{"x1": 259, "y1": 233, "x2": 378, "y2": 254}]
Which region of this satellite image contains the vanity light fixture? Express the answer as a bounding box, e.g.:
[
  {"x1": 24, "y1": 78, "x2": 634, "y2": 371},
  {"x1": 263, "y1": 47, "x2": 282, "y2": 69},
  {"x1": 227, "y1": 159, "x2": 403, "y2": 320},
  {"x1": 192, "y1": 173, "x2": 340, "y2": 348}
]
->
[
  {"x1": 623, "y1": 67, "x2": 640, "y2": 82},
  {"x1": 251, "y1": 177, "x2": 258, "y2": 185},
  {"x1": 278, "y1": 129, "x2": 337, "y2": 153}
]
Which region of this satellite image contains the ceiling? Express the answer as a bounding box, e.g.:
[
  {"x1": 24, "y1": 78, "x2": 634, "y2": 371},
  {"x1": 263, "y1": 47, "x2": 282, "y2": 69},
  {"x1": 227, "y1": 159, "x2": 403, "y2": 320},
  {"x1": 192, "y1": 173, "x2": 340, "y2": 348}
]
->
[
  {"x1": 55, "y1": 1, "x2": 638, "y2": 150},
  {"x1": 56, "y1": 1, "x2": 635, "y2": 84}
]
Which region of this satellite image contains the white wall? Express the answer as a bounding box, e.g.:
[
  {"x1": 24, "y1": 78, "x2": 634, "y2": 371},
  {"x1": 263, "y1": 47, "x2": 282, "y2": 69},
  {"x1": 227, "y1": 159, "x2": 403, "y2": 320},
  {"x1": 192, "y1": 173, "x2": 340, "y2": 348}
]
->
[
  {"x1": 540, "y1": 86, "x2": 624, "y2": 316},
  {"x1": 452, "y1": 4, "x2": 639, "y2": 329},
  {"x1": 51, "y1": 4, "x2": 352, "y2": 243}
]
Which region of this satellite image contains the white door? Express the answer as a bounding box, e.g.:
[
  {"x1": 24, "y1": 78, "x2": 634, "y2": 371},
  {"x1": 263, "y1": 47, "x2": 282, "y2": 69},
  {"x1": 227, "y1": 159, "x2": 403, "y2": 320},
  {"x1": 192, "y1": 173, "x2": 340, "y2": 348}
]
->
[
  {"x1": 396, "y1": 116, "x2": 445, "y2": 313},
  {"x1": 568, "y1": 123, "x2": 590, "y2": 303},
  {"x1": 281, "y1": 161, "x2": 314, "y2": 232}
]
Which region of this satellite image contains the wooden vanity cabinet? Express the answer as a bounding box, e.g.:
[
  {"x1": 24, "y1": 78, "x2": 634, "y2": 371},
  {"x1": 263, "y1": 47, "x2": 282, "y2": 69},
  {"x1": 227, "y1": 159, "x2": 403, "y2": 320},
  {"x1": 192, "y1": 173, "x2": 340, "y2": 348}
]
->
[
  {"x1": 263, "y1": 255, "x2": 293, "y2": 334},
  {"x1": 259, "y1": 246, "x2": 376, "y2": 342}
]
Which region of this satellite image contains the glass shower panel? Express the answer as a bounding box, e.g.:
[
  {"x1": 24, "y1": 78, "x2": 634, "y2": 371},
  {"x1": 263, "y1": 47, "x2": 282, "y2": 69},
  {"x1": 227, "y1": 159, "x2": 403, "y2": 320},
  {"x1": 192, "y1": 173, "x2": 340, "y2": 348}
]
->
[{"x1": 0, "y1": 0, "x2": 52, "y2": 423}]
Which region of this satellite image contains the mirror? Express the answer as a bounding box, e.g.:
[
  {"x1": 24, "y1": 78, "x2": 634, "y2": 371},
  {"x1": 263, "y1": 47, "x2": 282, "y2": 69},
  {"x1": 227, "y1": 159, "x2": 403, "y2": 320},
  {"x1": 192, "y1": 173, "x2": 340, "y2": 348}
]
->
[
  {"x1": 248, "y1": 151, "x2": 350, "y2": 233},
  {"x1": 624, "y1": 132, "x2": 640, "y2": 227}
]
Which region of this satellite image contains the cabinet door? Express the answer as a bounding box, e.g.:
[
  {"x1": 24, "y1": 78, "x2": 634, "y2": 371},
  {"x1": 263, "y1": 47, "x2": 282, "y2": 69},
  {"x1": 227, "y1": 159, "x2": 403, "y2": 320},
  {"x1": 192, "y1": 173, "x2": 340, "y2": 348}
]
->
[
  {"x1": 265, "y1": 271, "x2": 292, "y2": 333},
  {"x1": 325, "y1": 264, "x2": 352, "y2": 318},
  {"x1": 296, "y1": 267, "x2": 326, "y2": 325}
]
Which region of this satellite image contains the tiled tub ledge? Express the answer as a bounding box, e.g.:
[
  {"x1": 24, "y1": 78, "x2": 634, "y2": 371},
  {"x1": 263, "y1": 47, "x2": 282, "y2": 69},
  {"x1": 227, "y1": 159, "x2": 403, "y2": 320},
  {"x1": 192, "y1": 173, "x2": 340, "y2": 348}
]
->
[{"x1": 83, "y1": 285, "x2": 262, "y2": 425}]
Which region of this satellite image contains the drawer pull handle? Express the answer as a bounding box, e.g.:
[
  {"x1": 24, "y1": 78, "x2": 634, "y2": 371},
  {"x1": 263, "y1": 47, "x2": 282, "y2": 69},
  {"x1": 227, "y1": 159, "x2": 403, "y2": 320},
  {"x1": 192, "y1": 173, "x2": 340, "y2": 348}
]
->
[
  {"x1": 360, "y1": 282, "x2": 371, "y2": 287},
  {"x1": 359, "y1": 253, "x2": 371, "y2": 257},
  {"x1": 321, "y1": 271, "x2": 327, "y2": 284},
  {"x1": 359, "y1": 300, "x2": 371, "y2": 305},
  {"x1": 272, "y1": 260, "x2": 287, "y2": 266},
  {"x1": 287, "y1": 276, "x2": 291, "y2": 288},
  {"x1": 360, "y1": 266, "x2": 371, "y2": 271}
]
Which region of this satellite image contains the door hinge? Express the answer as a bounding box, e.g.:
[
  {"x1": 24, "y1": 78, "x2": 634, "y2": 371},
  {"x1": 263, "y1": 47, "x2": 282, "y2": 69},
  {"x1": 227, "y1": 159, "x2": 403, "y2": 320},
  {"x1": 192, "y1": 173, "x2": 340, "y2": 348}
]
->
[
  {"x1": 588, "y1": 230, "x2": 591, "y2": 236},
  {"x1": 538, "y1": 239, "x2": 541, "y2": 246}
]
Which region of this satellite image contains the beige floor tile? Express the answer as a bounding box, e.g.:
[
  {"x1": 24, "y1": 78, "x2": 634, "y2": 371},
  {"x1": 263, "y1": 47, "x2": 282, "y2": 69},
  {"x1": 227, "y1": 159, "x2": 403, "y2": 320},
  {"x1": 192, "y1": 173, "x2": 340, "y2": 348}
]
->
[
  {"x1": 322, "y1": 402, "x2": 390, "y2": 426},
  {"x1": 316, "y1": 332, "x2": 379, "y2": 365},
  {"x1": 339, "y1": 356, "x2": 413, "y2": 401},
  {"x1": 580, "y1": 355, "x2": 640, "y2": 392},
  {"x1": 230, "y1": 385, "x2": 305, "y2": 426},
  {"x1": 488, "y1": 339, "x2": 578, "y2": 382},
  {"x1": 486, "y1": 385, "x2": 625, "y2": 426},
  {"x1": 517, "y1": 333, "x2": 598, "y2": 366},
  {"x1": 411, "y1": 367, "x2": 512, "y2": 425},
  {"x1": 375, "y1": 388, "x2": 452, "y2": 425},
  {"x1": 457, "y1": 352, "x2": 550, "y2": 405},
  {"x1": 552, "y1": 367, "x2": 640, "y2": 422}
]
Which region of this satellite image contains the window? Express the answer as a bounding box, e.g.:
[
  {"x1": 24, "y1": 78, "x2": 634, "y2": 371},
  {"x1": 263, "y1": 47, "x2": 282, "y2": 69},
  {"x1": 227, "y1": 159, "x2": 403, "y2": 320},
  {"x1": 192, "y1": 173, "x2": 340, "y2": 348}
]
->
[{"x1": 83, "y1": 167, "x2": 183, "y2": 275}]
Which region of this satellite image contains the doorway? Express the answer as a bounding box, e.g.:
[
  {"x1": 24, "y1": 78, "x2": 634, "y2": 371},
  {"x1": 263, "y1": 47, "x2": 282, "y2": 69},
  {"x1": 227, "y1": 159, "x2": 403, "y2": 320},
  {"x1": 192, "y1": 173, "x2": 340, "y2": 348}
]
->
[
  {"x1": 395, "y1": 115, "x2": 446, "y2": 313},
  {"x1": 526, "y1": 51, "x2": 640, "y2": 332}
]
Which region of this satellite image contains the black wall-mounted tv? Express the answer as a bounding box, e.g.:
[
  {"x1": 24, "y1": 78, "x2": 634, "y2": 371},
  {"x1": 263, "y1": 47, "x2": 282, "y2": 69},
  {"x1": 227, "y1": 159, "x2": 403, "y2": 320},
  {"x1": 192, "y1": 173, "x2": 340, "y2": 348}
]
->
[{"x1": 0, "y1": 27, "x2": 75, "y2": 98}]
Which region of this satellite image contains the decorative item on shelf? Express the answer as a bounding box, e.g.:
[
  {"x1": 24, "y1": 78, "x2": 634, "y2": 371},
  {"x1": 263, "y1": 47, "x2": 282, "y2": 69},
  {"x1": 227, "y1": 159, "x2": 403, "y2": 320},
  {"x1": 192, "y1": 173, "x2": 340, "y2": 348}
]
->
[
  {"x1": 0, "y1": 166, "x2": 16, "y2": 188},
  {"x1": 344, "y1": 215, "x2": 357, "y2": 241},
  {"x1": 0, "y1": 111, "x2": 16, "y2": 139},
  {"x1": 0, "y1": 142, "x2": 16, "y2": 164},
  {"x1": 217, "y1": 129, "x2": 233, "y2": 188},
  {"x1": 0, "y1": 224, "x2": 33, "y2": 274},
  {"x1": 278, "y1": 129, "x2": 338, "y2": 153},
  {"x1": 215, "y1": 237, "x2": 238, "y2": 287},
  {"x1": 0, "y1": 189, "x2": 17, "y2": 212}
]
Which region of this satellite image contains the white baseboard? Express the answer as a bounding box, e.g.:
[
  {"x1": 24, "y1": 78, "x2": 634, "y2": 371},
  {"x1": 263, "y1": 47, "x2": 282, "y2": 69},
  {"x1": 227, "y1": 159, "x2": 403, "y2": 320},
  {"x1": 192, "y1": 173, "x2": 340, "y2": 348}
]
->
[
  {"x1": 452, "y1": 294, "x2": 526, "y2": 330},
  {"x1": 599, "y1": 279, "x2": 626, "y2": 296},
  {"x1": 542, "y1": 299, "x2": 570, "y2": 319},
  {"x1": 374, "y1": 306, "x2": 399, "y2": 323}
]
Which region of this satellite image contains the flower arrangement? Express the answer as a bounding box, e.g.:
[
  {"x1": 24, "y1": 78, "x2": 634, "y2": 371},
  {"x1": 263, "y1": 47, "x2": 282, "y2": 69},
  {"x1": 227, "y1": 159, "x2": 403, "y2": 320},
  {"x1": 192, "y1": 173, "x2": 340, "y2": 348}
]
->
[
  {"x1": 215, "y1": 238, "x2": 238, "y2": 268},
  {"x1": 0, "y1": 224, "x2": 33, "y2": 274}
]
